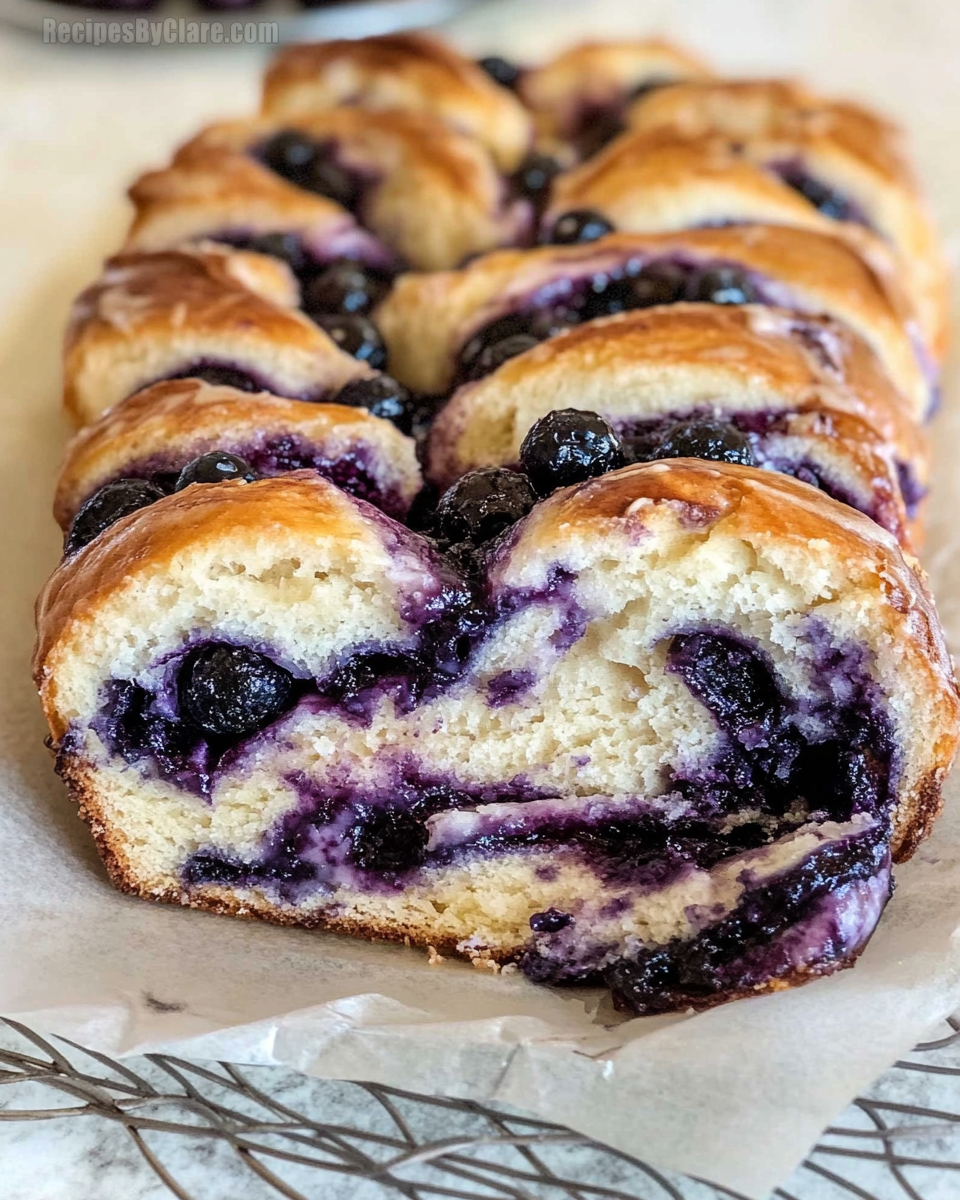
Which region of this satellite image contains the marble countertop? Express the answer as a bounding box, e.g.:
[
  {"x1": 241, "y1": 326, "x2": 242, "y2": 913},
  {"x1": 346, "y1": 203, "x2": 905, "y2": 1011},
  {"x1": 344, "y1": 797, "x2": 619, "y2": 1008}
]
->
[{"x1": 2, "y1": 1012, "x2": 960, "y2": 1200}]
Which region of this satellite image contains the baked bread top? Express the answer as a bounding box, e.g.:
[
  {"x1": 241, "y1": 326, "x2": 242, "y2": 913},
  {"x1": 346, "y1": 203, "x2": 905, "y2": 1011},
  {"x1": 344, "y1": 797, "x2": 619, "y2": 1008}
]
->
[
  {"x1": 542, "y1": 128, "x2": 947, "y2": 356},
  {"x1": 263, "y1": 33, "x2": 533, "y2": 172},
  {"x1": 63, "y1": 246, "x2": 371, "y2": 425},
  {"x1": 376, "y1": 225, "x2": 930, "y2": 414},
  {"x1": 54, "y1": 377, "x2": 422, "y2": 528},
  {"x1": 627, "y1": 78, "x2": 914, "y2": 189},
  {"x1": 519, "y1": 38, "x2": 711, "y2": 148},
  {"x1": 126, "y1": 150, "x2": 394, "y2": 268},
  {"x1": 176, "y1": 110, "x2": 530, "y2": 271}
]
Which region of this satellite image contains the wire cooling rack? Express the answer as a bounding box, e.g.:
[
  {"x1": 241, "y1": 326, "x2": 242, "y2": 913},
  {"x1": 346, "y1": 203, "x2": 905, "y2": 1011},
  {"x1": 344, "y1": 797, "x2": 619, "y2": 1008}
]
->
[{"x1": 2, "y1": 1014, "x2": 960, "y2": 1200}]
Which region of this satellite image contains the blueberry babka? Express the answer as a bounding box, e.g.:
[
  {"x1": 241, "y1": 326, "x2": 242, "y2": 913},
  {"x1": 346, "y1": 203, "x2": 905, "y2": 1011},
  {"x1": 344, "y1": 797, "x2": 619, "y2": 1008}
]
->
[
  {"x1": 425, "y1": 304, "x2": 928, "y2": 548},
  {"x1": 376, "y1": 225, "x2": 930, "y2": 413},
  {"x1": 34, "y1": 465, "x2": 960, "y2": 1013},
  {"x1": 35, "y1": 33, "x2": 959, "y2": 1015}
]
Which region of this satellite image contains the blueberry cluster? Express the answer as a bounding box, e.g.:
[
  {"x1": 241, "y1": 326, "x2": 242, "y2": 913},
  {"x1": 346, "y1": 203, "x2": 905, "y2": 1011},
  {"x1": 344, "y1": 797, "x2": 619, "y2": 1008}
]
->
[
  {"x1": 475, "y1": 56, "x2": 522, "y2": 90},
  {"x1": 240, "y1": 132, "x2": 399, "y2": 370},
  {"x1": 457, "y1": 259, "x2": 759, "y2": 382},
  {"x1": 426, "y1": 407, "x2": 754, "y2": 567},
  {"x1": 631, "y1": 417, "x2": 755, "y2": 467},
  {"x1": 259, "y1": 130, "x2": 359, "y2": 209},
  {"x1": 65, "y1": 450, "x2": 259, "y2": 555},
  {"x1": 510, "y1": 153, "x2": 563, "y2": 215}
]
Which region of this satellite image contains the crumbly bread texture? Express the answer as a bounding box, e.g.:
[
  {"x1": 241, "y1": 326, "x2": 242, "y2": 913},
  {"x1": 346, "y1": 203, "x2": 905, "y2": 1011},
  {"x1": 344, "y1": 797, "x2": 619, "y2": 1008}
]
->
[
  {"x1": 543, "y1": 128, "x2": 945, "y2": 358},
  {"x1": 125, "y1": 151, "x2": 394, "y2": 267},
  {"x1": 426, "y1": 303, "x2": 928, "y2": 546},
  {"x1": 175, "y1": 110, "x2": 529, "y2": 271},
  {"x1": 262, "y1": 33, "x2": 534, "y2": 172},
  {"x1": 518, "y1": 39, "x2": 712, "y2": 147},
  {"x1": 63, "y1": 246, "x2": 372, "y2": 427},
  {"x1": 375, "y1": 225, "x2": 929, "y2": 409},
  {"x1": 34, "y1": 467, "x2": 960, "y2": 997},
  {"x1": 54, "y1": 378, "x2": 423, "y2": 527}
]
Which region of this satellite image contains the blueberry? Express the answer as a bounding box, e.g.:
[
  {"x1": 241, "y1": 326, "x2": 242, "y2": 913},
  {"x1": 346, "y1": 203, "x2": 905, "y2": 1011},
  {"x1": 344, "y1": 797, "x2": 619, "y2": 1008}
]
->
[
  {"x1": 259, "y1": 130, "x2": 357, "y2": 208},
  {"x1": 647, "y1": 417, "x2": 754, "y2": 466},
  {"x1": 348, "y1": 805, "x2": 428, "y2": 874},
  {"x1": 667, "y1": 632, "x2": 781, "y2": 738},
  {"x1": 463, "y1": 333, "x2": 539, "y2": 381},
  {"x1": 783, "y1": 170, "x2": 858, "y2": 221},
  {"x1": 314, "y1": 315, "x2": 387, "y2": 370},
  {"x1": 459, "y1": 314, "x2": 532, "y2": 376},
  {"x1": 321, "y1": 650, "x2": 422, "y2": 707},
  {"x1": 580, "y1": 262, "x2": 687, "y2": 321},
  {"x1": 529, "y1": 908, "x2": 573, "y2": 933},
  {"x1": 526, "y1": 305, "x2": 580, "y2": 340},
  {"x1": 335, "y1": 375, "x2": 415, "y2": 433},
  {"x1": 511, "y1": 153, "x2": 562, "y2": 207},
  {"x1": 242, "y1": 232, "x2": 308, "y2": 277},
  {"x1": 574, "y1": 112, "x2": 626, "y2": 159},
  {"x1": 442, "y1": 539, "x2": 485, "y2": 580},
  {"x1": 260, "y1": 130, "x2": 318, "y2": 187},
  {"x1": 629, "y1": 262, "x2": 689, "y2": 306},
  {"x1": 548, "y1": 209, "x2": 615, "y2": 245},
  {"x1": 65, "y1": 479, "x2": 165, "y2": 555},
  {"x1": 178, "y1": 644, "x2": 295, "y2": 740},
  {"x1": 689, "y1": 266, "x2": 758, "y2": 305},
  {"x1": 172, "y1": 365, "x2": 262, "y2": 393},
  {"x1": 476, "y1": 55, "x2": 521, "y2": 89},
  {"x1": 303, "y1": 261, "x2": 388, "y2": 317},
  {"x1": 303, "y1": 157, "x2": 358, "y2": 209},
  {"x1": 175, "y1": 452, "x2": 257, "y2": 490},
  {"x1": 519, "y1": 409, "x2": 625, "y2": 495},
  {"x1": 435, "y1": 468, "x2": 537, "y2": 546}
]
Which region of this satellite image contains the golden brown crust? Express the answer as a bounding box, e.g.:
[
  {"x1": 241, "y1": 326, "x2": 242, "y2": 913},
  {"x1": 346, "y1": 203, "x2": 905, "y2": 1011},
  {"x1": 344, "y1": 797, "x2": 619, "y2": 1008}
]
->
[
  {"x1": 125, "y1": 151, "x2": 391, "y2": 265},
  {"x1": 62, "y1": 246, "x2": 371, "y2": 427},
  {"x1": 542, "y1": 128, "x2": 946, "y2": 357},
  {"x1": 425, "y1": 304, "x2": 928, "y2": 547},
  {"x1": 627, "y1": 79, "x2": 915, "y2": 188},
  {"x1": 176, "y1": 110, "x2": 529, "y2": 271},
  {"x1": 377, "y1": 225, "x2": 929, "y2": 413},
  {"x1": 262, "y1": 33, "x2": 533, "y2": 172},
  {"x1": 519, "y1": 39, "x2": 712, "y2": 145},
  {"x1": 54, "y1": 378, "x2": 422, "y2": 528},
  {"x1": 613, "y1": 92, "x2": 946, "y2": 358}
]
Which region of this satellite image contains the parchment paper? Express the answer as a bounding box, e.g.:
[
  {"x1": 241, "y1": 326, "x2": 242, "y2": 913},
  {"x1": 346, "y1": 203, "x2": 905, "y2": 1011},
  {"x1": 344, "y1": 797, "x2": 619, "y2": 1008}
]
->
[{"x1": 3, "y1": 2, "x2": 960, "y2": 1196}]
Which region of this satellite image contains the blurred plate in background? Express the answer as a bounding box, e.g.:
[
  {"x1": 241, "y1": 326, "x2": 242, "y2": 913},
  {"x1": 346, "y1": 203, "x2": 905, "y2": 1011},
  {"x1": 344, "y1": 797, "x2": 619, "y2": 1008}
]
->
[{"x1": 0, "y1": 0, "x2": 476, "y2": 43}]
